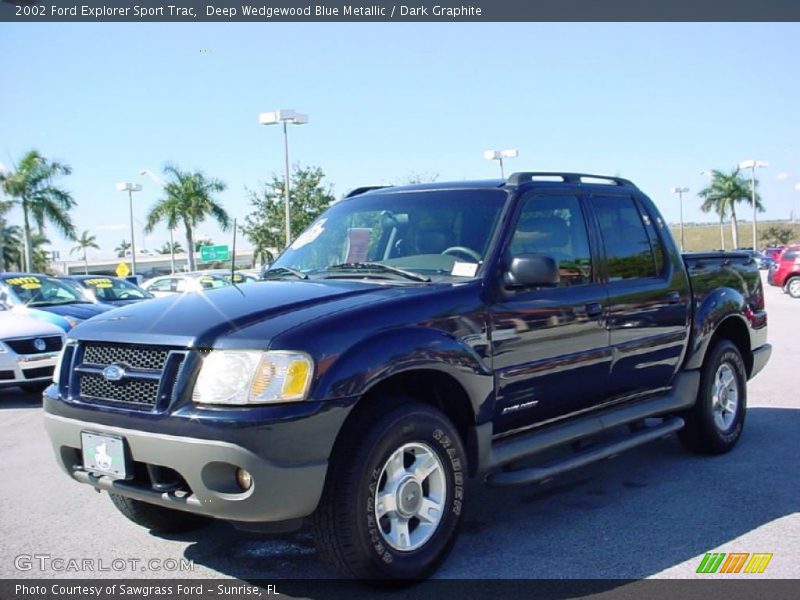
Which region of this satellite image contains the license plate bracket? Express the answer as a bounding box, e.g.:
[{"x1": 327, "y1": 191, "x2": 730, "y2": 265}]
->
[{"x1": 81, "y1": 431, "x2": 129, "y2": 479}]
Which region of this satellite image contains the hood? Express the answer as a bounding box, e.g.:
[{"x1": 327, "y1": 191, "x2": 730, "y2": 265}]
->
[
  {"x1": 0, "y1": 310, "x2": 65, "y2": 340},
  {"x1": 70, "y1": 280, "x2": 425, "y2": 347},
  {"x1": 9, "y1": 306, "x2": 73, "y2": 332},
  {"x1": 40, "y1": 302, "x2": 113, "y2": 321}
]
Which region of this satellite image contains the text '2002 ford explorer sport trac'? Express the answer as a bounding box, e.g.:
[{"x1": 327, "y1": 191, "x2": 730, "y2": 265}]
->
[{"x1": 44, "y1": 172, "x2": 770, "y2": 579}]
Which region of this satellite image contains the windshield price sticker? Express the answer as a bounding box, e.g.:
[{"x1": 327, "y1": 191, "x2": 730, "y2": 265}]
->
[
  {"x1": 84, "y1": 278, "x2": 113, "y2": 288},
  {"x1": 451, "y1": 262, "x2": 478, "y2": 277},
  {"x1": 6, "y1": 276, "x2": 41, "y2": 287}
]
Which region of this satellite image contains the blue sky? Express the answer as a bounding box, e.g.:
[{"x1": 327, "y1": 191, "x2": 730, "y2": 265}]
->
[{"x1": 1, "y1": 22, "x2": 799, "y2": 260}]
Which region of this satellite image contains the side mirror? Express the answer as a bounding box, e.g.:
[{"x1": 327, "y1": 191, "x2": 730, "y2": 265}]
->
[{"x1": 504, "y1": 254, "x2": 560, "y2": 288}]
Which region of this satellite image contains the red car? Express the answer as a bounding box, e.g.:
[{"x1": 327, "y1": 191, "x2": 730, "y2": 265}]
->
[{"x1": 767, "y1": 245, "x2": 800, "y2": 297}]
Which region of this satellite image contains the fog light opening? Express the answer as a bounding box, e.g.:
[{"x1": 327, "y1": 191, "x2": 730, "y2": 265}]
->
[{"x1": 235, "y1": 468, "x2": 252, "y2": 491}]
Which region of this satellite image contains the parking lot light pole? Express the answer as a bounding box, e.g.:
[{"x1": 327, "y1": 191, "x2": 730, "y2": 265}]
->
[
  {"x1": 483, "y1": 149, "x2": 518, "y2": 178},
  {"x1": 738, "y1": 160, "x2": 768, "y2": 250},
  {"x1": 671, "y1": 187, "x2": 689, "y2": 251},
  {"x1": 259, "y1": 109, "x2": 309, "y2": 248},
  {"x1": 795, "y1": 183, "x2": 800, "y2": 224},
  {"x1": 116, "y1": 182, "x2": 142, "y2": 276}
]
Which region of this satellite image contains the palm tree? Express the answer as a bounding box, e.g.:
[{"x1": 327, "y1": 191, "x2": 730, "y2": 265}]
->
[
  {"x1": 0, "y1": 200, "x2": 11, "y2": 272},
  {"x1": 193, "y1": 237, "x2": 213, "y2": 252},
  {"x1": 698, "y1": 168, "x2": 762, "y2": 250},
  {"x1": 157, "y1": 241, "x2": 183, "y2": 254},
  {"x1": 30, "y1": 233, "x2": 52, "y2": 273},
  {"x1": 70, "y1": 230, "x2": 100, "y2": 274},
  {"x1": 144, "y1": 165, "x2": 229, "y2": 271},
  {"x1": 0, "y1": 150, "x2": 76, "y2": 271},
  {"x1": 2, "y1": 224, "x2": 22, "y2": 271},
  {"x1": 115, "y1": 239, "x2": 131, "y2": 258}
]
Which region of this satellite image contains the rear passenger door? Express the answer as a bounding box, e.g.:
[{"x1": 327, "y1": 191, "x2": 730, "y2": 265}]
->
[
  {"x1": 588, "y1": 194, "x2": 690, "y2": 400},
  {"x1": 490, "y1": 193, "x2": 611, "y2": 435}
]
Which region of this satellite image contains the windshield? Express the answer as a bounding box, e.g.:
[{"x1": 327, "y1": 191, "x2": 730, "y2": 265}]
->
[
  {"x1": 79, "y1": 277, "x2": 153, "y2": 301},
  {"x1": 2, "y1": 275, "x2": 93, "y2": 307},
  {"x1": 271, "y1": 188, "x2": 507, "y2": 279}
]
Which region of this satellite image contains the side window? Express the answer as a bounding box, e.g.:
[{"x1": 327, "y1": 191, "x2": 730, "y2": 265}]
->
[
  {"x1": 592, "y1": 196, "x2": 659, "y2": 281},
  {"x1": 149, "y1": 278, "x2": 173, "y2": 292},
  {"x1": 639, "y1": 207, "x2": 665, "y2": 275},
  {"x1": 510, "y1": 195, "x2": 593, "y2": 286}
]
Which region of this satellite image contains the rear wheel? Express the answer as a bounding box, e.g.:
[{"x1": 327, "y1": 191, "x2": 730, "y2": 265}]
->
[
  {"x1": 312, "y1": 401, "x2": 466, "y2": 580},
  {"x1": 108, "y1": 493, "x2": 211, "y2": 533},
  {"x1": 678, "y1": 339, "x2": 747, "y2": 454},
  {"x1": 786, "y1": 276, "x2": 800, "y2": 298}
]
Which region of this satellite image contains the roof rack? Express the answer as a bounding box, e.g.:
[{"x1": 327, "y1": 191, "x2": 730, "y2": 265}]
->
[
  {"x1": 506, "y1": 172, "x2": 637, "y2": 189},
  {"x1": 345, "y1": 185, "x2": 392, "y2": 198}
]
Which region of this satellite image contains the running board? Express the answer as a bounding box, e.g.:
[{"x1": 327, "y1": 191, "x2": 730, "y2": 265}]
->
[{"x1": 485, "y1": 416, "x2": 685, "y2": 486}]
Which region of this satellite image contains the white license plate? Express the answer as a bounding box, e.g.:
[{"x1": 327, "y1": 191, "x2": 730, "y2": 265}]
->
[{"x1": 81, "y1": 432, "x2": 128, "y2": 479}]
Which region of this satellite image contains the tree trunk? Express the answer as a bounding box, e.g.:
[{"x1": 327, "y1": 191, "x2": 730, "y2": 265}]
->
[
  {"x1": 83, "y1": 250, "x2": 88, "y2": 275},
  {"x1": 22, "y1": 200, "x2": 33, "y2": 272},
  {"x1": 719, "y1": 214, "x2": 725, "y2": 251},
  {"x1": 185, "y1": 226, "x2": 195, "y2": 271},
  {"x1": 730, "y1": 206, "x2": 739, "y2": 249},
  {"x1": 0, "y1": 217, "x2": 5, "y2": 273}
]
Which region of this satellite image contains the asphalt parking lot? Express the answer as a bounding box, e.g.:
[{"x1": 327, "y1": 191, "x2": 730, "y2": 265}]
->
[{"x1": 0, "y1": 274, "x2": 797, "y2": 581}]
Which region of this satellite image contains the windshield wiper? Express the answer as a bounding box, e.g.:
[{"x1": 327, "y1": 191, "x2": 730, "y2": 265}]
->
[
  {"x1": 263, "y1": 266, "x2": 309, "y2": 280},
  {"x1": 322, "y1": 262, "x2": 430, "y2": 283}
]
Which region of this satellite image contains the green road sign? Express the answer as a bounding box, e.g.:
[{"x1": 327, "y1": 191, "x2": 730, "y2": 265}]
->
[{"x1": 199, "y1": 244, "x2": 230, "y2": 262}]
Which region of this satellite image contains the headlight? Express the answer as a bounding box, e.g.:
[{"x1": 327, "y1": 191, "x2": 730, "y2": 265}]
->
[
  {"x1": 192, "y1": 350, "x2": 313, "y2": 406},
  {"x1": 0, "y1": 342, "x2": 7, "y2": 353},
  {"x1": 52, "y1": 342, "x2": 72, "y2": 385}
]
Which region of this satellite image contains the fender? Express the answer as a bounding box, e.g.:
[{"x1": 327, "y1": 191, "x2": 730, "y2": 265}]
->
[
  {"x1": 313, "y1": 326, "x2": 494, "y2": 421},
  {"x1": 684, "y1": 286, "x2": 750, "y2": 371}
]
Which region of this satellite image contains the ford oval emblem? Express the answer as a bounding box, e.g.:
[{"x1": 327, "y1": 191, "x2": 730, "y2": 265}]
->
[
  {"x1": 33, "y1": 338, "x2": 47, "y2": 352},
  {"x1": 102, "y1": 365, "x2": 126, "y2": 382}
]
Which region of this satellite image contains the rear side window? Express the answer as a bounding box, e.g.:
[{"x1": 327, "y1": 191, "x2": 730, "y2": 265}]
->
[
  {"x1": 783, "y1": 249, "x2": 798, "y2": 261},
  {"x1": 592, "y1": 196, "x2": 661, "y2": 281}
]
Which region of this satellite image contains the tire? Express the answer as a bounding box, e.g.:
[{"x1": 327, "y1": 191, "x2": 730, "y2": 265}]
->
[
  {"x1": 312, "y1": 400, "x2": 467, "y2": 580},
  {"x1": 108, "y1": 493, "x2": 211, "y2": 534},
  {"x1": 20, "y1": 381, "x2": 50, "y2": 394},
  {"x1": 786, "y1": 276, "x2": 800, "y2": 298},
  {"x1": 678, "y1": 339, "x2": 747, "y2": 455}
]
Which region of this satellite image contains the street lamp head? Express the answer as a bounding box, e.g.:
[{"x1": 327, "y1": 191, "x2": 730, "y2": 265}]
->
[
  {"x1": 739, "y1": 159, "x2": 769, "y2": 170},
  {"x1": 483, "y1": 150, "x2": 501, "y2": 160},
  {"x1": 671, "y1": 187, "x2": 689, "y2": 194},
  {"x1": 259, "y1": 109, "x2": 309, "y2": 126},
  {"x1": 116, "y1": 182, "x2": 142, "y2": 192},
  {"x1": 500, "y1": 148, "x2": 519, "y2": 158}
]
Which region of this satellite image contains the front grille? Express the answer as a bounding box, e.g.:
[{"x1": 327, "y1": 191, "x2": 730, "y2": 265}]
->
[
  {"x1": 80, "y1": 375, "x2": 160, "y2": 406},
  {"x1": 23, "y1": 366, "x2": 54, "y2": 379},
  {"x1": 5, "y1": 336, "x2": 63, "y2": 355},
  {"x1": 72, "y1": 343, "x2": 187, "y2": 410},
  {"x1": 83, "y1": 344, "x2": 168, "y2": 370}
]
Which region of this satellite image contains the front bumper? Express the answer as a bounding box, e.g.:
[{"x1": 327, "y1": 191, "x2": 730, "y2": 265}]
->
[
  {"x1": 44, "y1": 412, "x2": 330, "y2": 523},
  {"x1": 0, "y1": 351, "x2": 59, "y2": 388}
]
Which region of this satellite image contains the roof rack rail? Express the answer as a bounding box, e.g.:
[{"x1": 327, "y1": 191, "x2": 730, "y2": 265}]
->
[
  {"x1": 506, "y1": 172, "x2": 637, "y2": 188},
  {"x1": 345, "y1": 185, "x2": 392, "y2": 198}
]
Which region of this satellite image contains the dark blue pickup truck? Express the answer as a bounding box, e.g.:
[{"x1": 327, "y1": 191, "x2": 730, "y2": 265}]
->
[{"x1": 43, "y1": 173, "x2": 770, "y2": 579}]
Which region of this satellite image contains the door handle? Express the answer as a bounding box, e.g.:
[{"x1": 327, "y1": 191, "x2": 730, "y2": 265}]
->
[
  {"x1": 585, "y1": 302, "x2": 603, "y2": 317},
  {"x1": 666, "y1": 291, "x2": 681, "y2": 304}
]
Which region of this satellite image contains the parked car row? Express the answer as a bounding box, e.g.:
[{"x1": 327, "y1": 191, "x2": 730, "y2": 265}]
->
[
  {"x1": 767, "y1": 245, "x2": 800, "y2": 298},
  {"x1": 0, "y1": 269, "x2": 261, "y2": 393}
]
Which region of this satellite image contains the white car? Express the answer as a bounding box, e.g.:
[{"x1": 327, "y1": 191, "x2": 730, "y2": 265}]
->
[
  {"x1": 141, "y1": 273, "x2": 231, "y2": 297},
  {"x1": 0, "y1": 304, "x2": 66, "y2": 393}
]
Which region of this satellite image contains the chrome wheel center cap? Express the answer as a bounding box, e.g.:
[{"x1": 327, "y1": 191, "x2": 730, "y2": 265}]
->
[{"x1": 397, "y1": 478, "x2": 423, "y2": 517}]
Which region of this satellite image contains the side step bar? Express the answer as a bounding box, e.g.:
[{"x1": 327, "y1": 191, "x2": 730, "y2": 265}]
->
[
  {"x1": 475, "y1": 370, "x2": 699, "y2": 480},
  {"x1": 485, "y1": 416, "x2": 684, "y2": 486}
]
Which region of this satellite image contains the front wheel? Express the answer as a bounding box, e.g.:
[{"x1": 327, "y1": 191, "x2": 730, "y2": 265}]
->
[
  {"x1": 786, "y1": 276, "x2": 800, "y2": 298},
  {"x1": 678, "y1": 339, "x2": 747, "y2": 455},
  {"x1": 312, "y1": 401, "x2": 466, "y2": 580}
]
